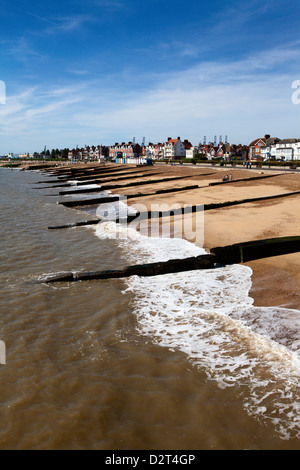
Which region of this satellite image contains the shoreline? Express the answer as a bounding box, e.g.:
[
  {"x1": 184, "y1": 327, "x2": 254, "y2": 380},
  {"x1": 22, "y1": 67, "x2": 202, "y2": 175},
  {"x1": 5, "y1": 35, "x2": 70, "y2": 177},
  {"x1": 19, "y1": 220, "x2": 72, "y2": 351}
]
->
[
  {"x1": 122, "y1": 165, "x2": 300, "y2": 311},
  {"x1": 21, "y1": 162, "x2": 300, "y2": 311}
]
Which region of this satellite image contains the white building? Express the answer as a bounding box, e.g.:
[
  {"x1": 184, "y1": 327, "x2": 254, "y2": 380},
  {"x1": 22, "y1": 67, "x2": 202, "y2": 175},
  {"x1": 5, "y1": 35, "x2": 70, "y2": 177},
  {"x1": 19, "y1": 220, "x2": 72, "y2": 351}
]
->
[
  {"x1": 144, "y1": 143, "x2": 155, "y2": 158},
  {"x1": 272, "y1": 139, "x2": 300, "y2": 161},
  {"x1": 185, "y1": 146, "x2": 199, "y2": 158},
  {"x1": 163, "y1": 137, "x2": 187, "y2": 159},
  {"x1": 257, "y1": 136, "x2": 300, "y2": 161}
]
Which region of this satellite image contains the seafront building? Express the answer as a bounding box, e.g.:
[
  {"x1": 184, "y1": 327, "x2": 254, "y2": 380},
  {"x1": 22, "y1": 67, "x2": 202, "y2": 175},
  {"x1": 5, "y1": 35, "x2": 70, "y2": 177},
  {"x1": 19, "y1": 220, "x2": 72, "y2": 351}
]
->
[
  {"x1": 107, "y1": 137, "x2": 194, "y2": 162},
  {"x1": 163, "y1": 137, "x2": 191, "y2": 160},
  {"x1": 249, "y1": 135, "x2": 300, "y2": 161},
  {"x1": 272, "y1": 139, "x2": 300, "y2": 161},
  {"x1": 108, "y1": 142, "x2": 142, "y2": 163},
  {"x1": 68, "y1": 145, "x2": 108, "y2": 162},
  {"x1": 5, "y1": 133, "x2": 299, "y2": 163}
]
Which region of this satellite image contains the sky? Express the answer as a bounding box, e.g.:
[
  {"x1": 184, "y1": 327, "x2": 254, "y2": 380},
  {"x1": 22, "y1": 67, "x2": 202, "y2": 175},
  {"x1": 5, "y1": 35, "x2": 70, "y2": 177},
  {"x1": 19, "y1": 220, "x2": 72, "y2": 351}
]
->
[{"x1": 0, "y1": 0, "x2": 299, "y2": 154}]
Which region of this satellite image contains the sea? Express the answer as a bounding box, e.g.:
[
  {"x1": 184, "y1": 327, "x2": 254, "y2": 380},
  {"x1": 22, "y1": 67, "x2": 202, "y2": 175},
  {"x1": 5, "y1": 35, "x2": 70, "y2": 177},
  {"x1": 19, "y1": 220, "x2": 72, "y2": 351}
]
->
[{"x1": 0, "y1": 166, "x2": 299, "y2": 450}]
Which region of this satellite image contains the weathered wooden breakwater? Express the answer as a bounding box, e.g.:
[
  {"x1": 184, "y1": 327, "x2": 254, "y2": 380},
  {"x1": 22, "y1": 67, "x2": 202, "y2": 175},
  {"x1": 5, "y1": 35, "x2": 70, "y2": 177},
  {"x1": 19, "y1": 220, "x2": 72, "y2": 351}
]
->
[
  {"x1": 56, "y1": 173, "x2": 162, "y2": 194},
  {"x1": 39, "y1": 236, "x2": 300, "y2": 283},
  {"x1": 51, "y1": 189, "x2": 300, "y2": 216},
  {"x1": 53, "y1": 174, "x2": 205, "y2": 200},
  {"x1": 208, "y1": 173, "x2": 282, "y2": 186},
  {"x1": 35, "y1": 166, "x2": 155, "y2": 184},
  {"x1": 34, "y1": 171, "x2": 160, "y2": 188},
  {"x1": 47, "y1": 163, "x2": 153, "y2": 177},
  {"x1": 48, "y1": 204, "x2": 204, "y2": 229},
  {"x1": 54, "y1": 168, "x2": 154, "y2": 182}
]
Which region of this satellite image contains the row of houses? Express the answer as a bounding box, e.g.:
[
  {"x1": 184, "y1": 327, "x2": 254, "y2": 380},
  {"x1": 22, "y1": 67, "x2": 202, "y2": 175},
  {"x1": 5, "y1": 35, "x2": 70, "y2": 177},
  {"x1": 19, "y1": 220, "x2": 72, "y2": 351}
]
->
[
  {"x1": 248, "y1": 135, "x2": 300, "y2": 161},
  {"x1": 67, "y1": 137, "x2": 234, "y2": 163},
  {"x1": 66, "y1": 134, "x2": 300, "y2": 163},
  {"x1": 68, "y1": 145, "x2": 108, "y2": 161},
  {"x1": 107, "y1": 137, "x2": 193, "y2": 163},
  {"x1": 67, "y1": 138, "x2": 192, "y2": 163},
  {"x1": 5, "y1": 134, "x2": 300, "y2": 163}
]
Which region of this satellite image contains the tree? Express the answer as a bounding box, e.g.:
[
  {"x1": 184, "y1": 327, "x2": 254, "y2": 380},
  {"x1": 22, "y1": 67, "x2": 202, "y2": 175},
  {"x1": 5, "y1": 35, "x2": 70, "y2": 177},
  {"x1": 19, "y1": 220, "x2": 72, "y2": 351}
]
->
[{"x1": 61, "y1": 148, "x2": 69, "y2": 159}]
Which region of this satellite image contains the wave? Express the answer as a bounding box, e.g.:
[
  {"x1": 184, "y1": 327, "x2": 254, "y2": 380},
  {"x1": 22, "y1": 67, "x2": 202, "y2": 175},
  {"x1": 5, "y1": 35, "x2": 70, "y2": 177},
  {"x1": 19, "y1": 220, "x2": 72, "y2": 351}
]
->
[{"x1": 93, "y1": 200, "x2": 300, "y2": 440}]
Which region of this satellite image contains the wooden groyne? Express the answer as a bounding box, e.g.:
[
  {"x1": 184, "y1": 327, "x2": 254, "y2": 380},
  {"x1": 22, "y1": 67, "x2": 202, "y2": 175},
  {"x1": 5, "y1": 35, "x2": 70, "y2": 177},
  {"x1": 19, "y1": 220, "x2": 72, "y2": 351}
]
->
[
  {"x1": 55, "y1": 168, "x2": 152, "y2": 182},
  {"x1": 48, "y1": 203, "x2": 201, "y2": 229},
  {"x1": 55, "y1": 189, "x2": 300, "y2": 213},
  {"x1": 204, "y1": 190, "x2": 300, "y2": 209},
  {"x1": 58, "y1": 195, "x2": 122, "y2": 207},
  {"x1": 40, "y1": 255, "x2": 215, "y2": 283},
  {"x1": 209, "y1": 173, "x2": 282, "y2": 186},
  {"x1": 48, "y1": 219, "x2": 101, "y2": 230},
  {"x1": 211, "y1": 236, "x2": 300, "y2": 264},
  {"x1": 39, "y1": 236, "x2": 300, "y2": 283},
  {"x1": 53, "y1": 165, "x2": 150, "y2": 179},
  {"x1": 35, "y1": 167, "x2": 151, "y2": 184},
  {"x1": 56, "y1": 173, "x2": 160, "y2": 194},
  {"x1": 55, "y1": 174, "x2": 204, "y2": 201}
]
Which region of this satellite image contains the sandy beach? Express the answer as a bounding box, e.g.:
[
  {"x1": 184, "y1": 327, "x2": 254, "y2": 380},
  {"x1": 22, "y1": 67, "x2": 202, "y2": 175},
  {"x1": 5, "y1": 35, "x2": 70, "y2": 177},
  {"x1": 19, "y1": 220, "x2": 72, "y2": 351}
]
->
[
  {"x1": 100, "y1": 162, "x2": 300, "y2": 310},
  {"x1": 19, "y1": 161, "x2": 300, "y2": 309}
]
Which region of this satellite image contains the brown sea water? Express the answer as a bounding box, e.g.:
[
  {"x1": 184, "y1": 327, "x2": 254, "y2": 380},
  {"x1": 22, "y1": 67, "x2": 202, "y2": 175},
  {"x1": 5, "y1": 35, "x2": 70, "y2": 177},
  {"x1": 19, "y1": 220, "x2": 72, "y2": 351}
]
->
[{"x1": 0, "y1": 167, "x2": 299, "y2": 450}]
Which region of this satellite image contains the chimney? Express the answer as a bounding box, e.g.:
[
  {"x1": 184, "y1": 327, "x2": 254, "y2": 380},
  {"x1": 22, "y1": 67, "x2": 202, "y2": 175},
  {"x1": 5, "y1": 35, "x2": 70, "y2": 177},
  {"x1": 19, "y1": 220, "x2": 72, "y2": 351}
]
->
[
  {"x1": 167, "y1": 137, "x2": 172, "y2": 141},
  {"x1": 264, "y1": 134, "x2": 270, "y2": 140},
  {"x1": 177, "y1": 136, "x2": 181, "y2": 140}
]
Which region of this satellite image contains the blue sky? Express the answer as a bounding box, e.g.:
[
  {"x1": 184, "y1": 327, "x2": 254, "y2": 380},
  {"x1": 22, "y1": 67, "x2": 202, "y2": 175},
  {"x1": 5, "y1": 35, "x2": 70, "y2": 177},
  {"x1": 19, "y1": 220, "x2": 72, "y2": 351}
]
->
[{"x1": 0, "y1": 0, "x2": 299, "y2": 154}]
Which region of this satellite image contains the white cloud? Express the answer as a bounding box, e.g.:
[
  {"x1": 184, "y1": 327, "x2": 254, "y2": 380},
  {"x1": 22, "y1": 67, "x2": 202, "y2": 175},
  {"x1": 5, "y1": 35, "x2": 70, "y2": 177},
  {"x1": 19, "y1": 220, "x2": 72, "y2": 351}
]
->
[
  {"x1": 49, "y1": 14, "x2": 94, "y2": 32},
  {"x1": 24, "y1": 98, "x2": 83, "y2": 120},
  {"x1": 0, "y1": 43, "x2": 299, "y2": 153},
  {"x1": 6, "y1": 37, "x2": 47, "y2": 64},
  {"x1": 73, "y1": 45, "x2": 300, "y2": 142}
]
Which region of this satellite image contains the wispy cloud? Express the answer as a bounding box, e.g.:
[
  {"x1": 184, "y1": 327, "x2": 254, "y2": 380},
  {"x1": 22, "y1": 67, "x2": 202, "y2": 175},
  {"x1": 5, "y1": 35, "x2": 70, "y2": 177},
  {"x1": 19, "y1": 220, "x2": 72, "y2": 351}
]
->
[
  {"x1": 67, "y1": 69, "x2": 90, "y2": 76},
  {"x1": 47, "y1": 14, "x2": 95, "y2": 33},
  {"x1": 0, "y1": 42, "x2": 299, "y2": 152},
  {"x1": 45, "y1": 1, "x2": 127, "y2": 34},
  {"x1": 0, "y1": 1, "x2": 58, "y2": 25},
  {"x1": 72, "y1": 44, "x2": 300, "y2": 143},
  {"x1": 211, "y1": 0, "x2": 273, "y2": 34},
  {"x1": 0, "y1": 86, "x2": 83, "y2": 138},
  {"x1": 6, "y1": 36, "x2": 47, "y2": 65},
  {"x1": 24, "y1": 98, "x2": 83, "y2": 120}
]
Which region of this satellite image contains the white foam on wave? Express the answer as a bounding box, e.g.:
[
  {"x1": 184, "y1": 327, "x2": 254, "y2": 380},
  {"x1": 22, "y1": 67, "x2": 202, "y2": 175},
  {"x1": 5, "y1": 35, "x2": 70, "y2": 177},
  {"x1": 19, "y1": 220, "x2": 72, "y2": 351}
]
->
[
  {"x1": 125, "y1": 268, "x2": 300, "y2": 439},
  {"x1": 96, "y1": 200, "x2": 138, "y2": 223},
  {"x1": 94, "y1": 206, "x2": 300, "y2": 440},
  {"x1": 67, "y1": 184, "x2": 102, "y2": 190},
  {"x1": 65, "y1": 191, "x2": 108, "y2": 200}
]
